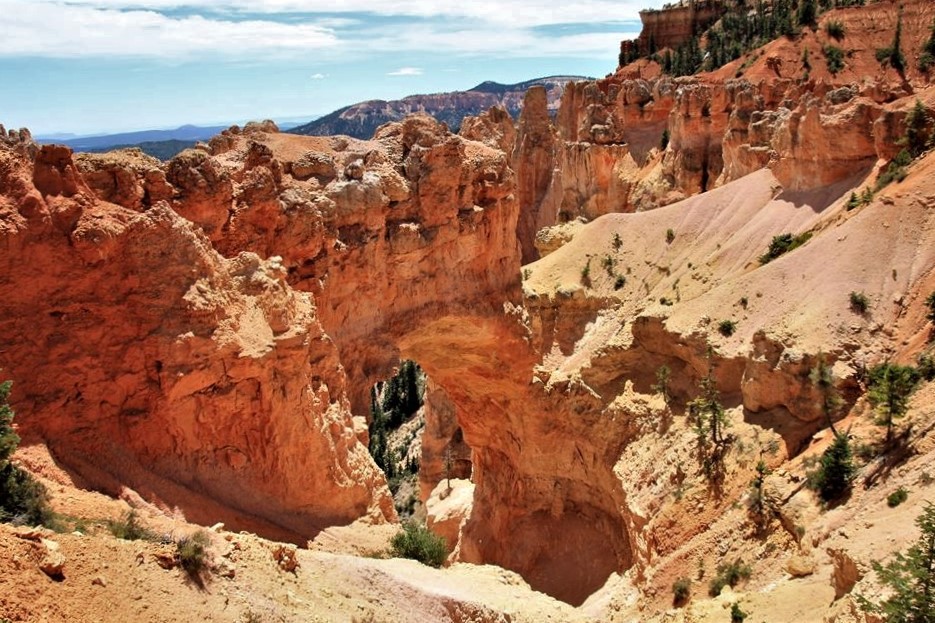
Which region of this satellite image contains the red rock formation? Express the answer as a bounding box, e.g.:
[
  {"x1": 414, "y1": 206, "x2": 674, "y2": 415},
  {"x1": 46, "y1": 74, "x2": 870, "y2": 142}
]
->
[
  {"x1": 513, "y1": 87, "x2": 557, "y2": 263},
  {"x1": 622, "y1": 1, "x2": 726, "y2": 59},
  {"x1": 0, "y1": 135, "x2": 393, "y2": 541},
  {"x1": 3, "y1": 2, "x2": 933, "y2": 608},
  {"x1": 75, "y1": 149, "x2": 174, "y2": 211}
]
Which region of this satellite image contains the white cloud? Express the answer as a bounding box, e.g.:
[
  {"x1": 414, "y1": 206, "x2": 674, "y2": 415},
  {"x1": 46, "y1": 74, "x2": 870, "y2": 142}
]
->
[
  {"x1": 310, "y1": 73, "x2": 328, "y2": 79},
  {"x1": 0, "y1": 0, "x2": 645, "y2": 60},
  {"x1": 387, "y1": 67, "x2": 423, "y2": 76},
  {"x1": 0, "y1": 1, "x2": 338, "y2": 58},
  {"x1": 31, "y1": 0, "x2": 650, "y2": 27}
]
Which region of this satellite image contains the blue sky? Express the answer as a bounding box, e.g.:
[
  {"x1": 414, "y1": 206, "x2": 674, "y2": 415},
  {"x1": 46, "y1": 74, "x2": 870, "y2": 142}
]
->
[{"x1": 0, "y1": 0, "x2": 662, "y2": 136}]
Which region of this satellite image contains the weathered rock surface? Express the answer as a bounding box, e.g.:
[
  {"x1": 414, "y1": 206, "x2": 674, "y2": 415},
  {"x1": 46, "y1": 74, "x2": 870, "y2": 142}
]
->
[
  {"x1": 0, "y1": 135, "x2": 394, "y2": 541},
  {"x1": 1, "y1": 4, "x2": 934, "y2": 615}
]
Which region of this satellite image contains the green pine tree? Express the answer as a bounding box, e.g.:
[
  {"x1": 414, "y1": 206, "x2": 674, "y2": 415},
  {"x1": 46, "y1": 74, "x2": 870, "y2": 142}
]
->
[
  {"x1": 813, "y1": 432, "x2": 855, "y2": 502},
  {"x1": 860, "y1": 503, "x2": 935, "y2": 622},
  {"x1": 903, "y1": 100, "x2": 931, "y2": 158},
  {"x1": 0, "y1": 381, "x2": 20, "y2": 467},
  {"x1": 868, "y1": 363, "x2": 920, "y2": 444},
  {"x1": 0, "y1": 379, "x2": 53, "y2": 526},
  {"x1": 810, "y1": 353, "x2": 842, "y2": 435}
]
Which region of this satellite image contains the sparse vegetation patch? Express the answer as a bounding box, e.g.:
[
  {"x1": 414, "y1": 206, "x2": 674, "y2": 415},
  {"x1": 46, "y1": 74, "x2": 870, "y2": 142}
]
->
[
  {"x1": 887, "y1": 486, "x2": 909, "y2": 507},
  {"x1": 759, "y1": 232, "x2": 812, "y2": 264},
  {"x1": 823, "y1": 44, "x2": 844, "y2": 74},
  {"x1": 708, "y1": 558, "x2": 752, "y2": 597},
  {"x1": 672, "y1": 577, "x2": 691, "y2": 606},
  {"x1": 108, "y1": 510, "x2": 157, "y2": 541},
  {"x1": 0, "y1": 379, "x2": 53, "y2": 527},
  {"x1": 824, "y1": 19, "x2": 845, "y2": 40},
  {"x1": 390, "y1": 522, "x2": 447, "y2": 568},
  {"x1": 849, "y1": 291, "x2": 869, "y2": 314},
  {"x1": 176, "y1": 530, "x2": 210, "y2": 579}
]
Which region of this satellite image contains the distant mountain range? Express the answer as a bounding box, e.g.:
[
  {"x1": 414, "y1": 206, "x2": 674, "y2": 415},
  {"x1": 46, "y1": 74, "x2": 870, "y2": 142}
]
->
[
  {"x1": 29, "y1": 76, "x2": 589, "y2": 159},
  {"x1": 37, "y1": 124, "x2": 228, "y2": 153},
  {"x1": 289, "y1": 76, "x2": 590, "y2": 140},
  {"x1": 86, "y1": 139, "x2": 200, "y2": 160}
]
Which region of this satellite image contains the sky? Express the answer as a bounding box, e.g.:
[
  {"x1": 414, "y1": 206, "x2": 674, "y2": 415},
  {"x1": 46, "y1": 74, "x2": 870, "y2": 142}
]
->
[{"x1": 0, "y1": 0, "x2": 663, "y2": 136}]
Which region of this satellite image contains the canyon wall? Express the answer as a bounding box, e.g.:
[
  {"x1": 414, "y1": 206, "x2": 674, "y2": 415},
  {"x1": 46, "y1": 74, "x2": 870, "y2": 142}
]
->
[
  {"x1": 620, "y1": 1, "x2": 726, "y2": 59},
  {"x1": 0, "y1": 134, "x2": 394, "y2": 541},
  {"x1": 2, "y1": 0, "x2": 934, "y2": 610}
]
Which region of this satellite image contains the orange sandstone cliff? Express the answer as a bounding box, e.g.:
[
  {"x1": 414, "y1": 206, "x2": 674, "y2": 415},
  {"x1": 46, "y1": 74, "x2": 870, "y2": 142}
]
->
[{"x1": 1, "y1": 0, "x2": 935, "y2": 620}]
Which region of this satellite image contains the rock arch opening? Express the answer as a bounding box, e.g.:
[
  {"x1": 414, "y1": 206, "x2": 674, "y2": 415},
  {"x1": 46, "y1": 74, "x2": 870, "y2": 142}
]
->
[{"x1": 324, "y1": 309, "x2": 635, "y2": 606}]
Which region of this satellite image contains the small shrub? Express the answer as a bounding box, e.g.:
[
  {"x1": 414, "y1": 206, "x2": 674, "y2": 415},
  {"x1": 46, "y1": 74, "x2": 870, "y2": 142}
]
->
[
  {"x1": 660, "y1": 297, "x2": 673, "y2": 306},
  {"x1": 739, "y1": 296, "x2": 748, "y2": 309},
  {"x1": 177, "y1": 530, "x2": 210, "y2": 578},
  {"x1": 390, "y1": 522, "x2": 447, "y2": 567},
  {"x1": 876, "y1": 162, "x2": 908, "y2": 190},
  {"x1": 759, "y1": 232, "x2": 812, "y2": 264},
  {"x1": 581, "y1": 259, "x2": 591, "y2": 285},
  {"x1": 718, "y1": 320, "x2": 737, "y2": 337},
  {"x1": 0, "y1": 380, "x2": 54, "y2": 527},
  {"x1": 926, "y1": 292, "x2": 935, "y2": 324},
  {"x1": 731, "y1": 602, "x2": 748, "y2": 622},
  {"x1": 0, "y1": 465, "x2": 53, "y2": 526},
  {"x1": 612, "y1": 232, "x2": 623, "y2": 251},
  {"x1": 850, "y1": 291, "x2": 869, "y2": 314},
  {"x1": 855, "y1": 441, "x2": 878, "y2": 463},
  {"x1": 918, "y1": 354, "x2": 935, "y2": 381},
  {"x1": 241, "y1": 610, "x2": 264, "y2": 623},
  {"x1": 922, "y1": 18, "x2": 935, "y2": 71},
  {"x1": 887, "y1": 486, "x2": 909, "y2": 507},
  {"x1": 708, "y1": 559, "x2": 752, "y2": 597},
  {"x1": 107, "y1": 510, "x2": 156, "y2": 541},
  {"x1": 875, "y1": 13, "x2": 906, "y2": 72},
  {"x1": 824, "y1": 45, "x2": 845, "y2": 74},
  {"x1": 672, "y1": 576, "x2": 691, "y2": 606},
  {"x1": 601, "y1": 255, "x2": 615, "y2": 276},
  {"x1": 825, "y1": 19, "x2": 845, "y2": 40},
  {"x1": 614, "y1": 275, "x2": 626, "y2": 290},
  {"x1": 845, "y1": 192, "x2": 862, "y2": 210},
  {"x1": 921, "y1": 52, "x2": 935, "y2": 72},
  {"x1": 876, "y1": 150, "x2": 913, "y2": 191},
  {"x1": 666, "y1": 228, "x2": 676, "y2": 244}
]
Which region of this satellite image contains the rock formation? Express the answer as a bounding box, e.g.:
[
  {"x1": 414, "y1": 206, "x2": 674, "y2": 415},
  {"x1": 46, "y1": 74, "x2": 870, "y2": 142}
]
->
[
  {"x1": 0, "y1": 131, "x2": 394, "y2": 541},
  {"x1": 1, "y1": 0, "x2": 935, "y2": 619},
  {"x1": 620, "y1": 0, "x2": 726, "y2": 60}
]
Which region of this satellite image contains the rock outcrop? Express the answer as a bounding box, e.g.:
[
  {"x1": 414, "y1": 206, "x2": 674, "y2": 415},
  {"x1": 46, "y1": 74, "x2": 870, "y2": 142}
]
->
[
  {"x1": 620, "y1": 0, "x2": 726, "y2": 60},
  {"x1": 0, "y1": 134, "x2": 394, "y2": 541}
]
